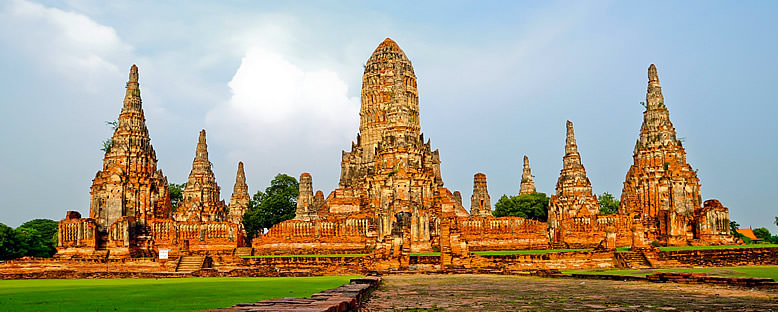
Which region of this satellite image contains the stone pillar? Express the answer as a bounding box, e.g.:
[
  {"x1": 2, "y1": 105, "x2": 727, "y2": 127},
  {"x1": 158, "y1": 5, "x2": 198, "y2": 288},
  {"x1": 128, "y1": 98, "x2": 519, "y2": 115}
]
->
[
  {"x1": 470, "y1": 173, "x2": 492, "y2": 217},
  {"x1": 519, "y1": 155, "x2": 536, "y2": 195},
  {"x1": 439, "y1": 219, "x2": 451, "y2": 268},
  {"x1": 605, "y1": 225, "x2": 617, "y2": 250},
  {"x1": 294, "y1": 173, "x2": 319, "y2": 221},
  {"x1": 631, "y1": 221, "x2": 649, "y2": 249}
]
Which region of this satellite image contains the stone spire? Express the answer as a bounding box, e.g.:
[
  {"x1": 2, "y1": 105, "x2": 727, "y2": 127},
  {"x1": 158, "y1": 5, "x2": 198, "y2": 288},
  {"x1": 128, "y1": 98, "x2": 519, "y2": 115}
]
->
[
  {"x1": 227, "y1": 161, "x2": 250, "y2": 224},
  {"x1": 359, "y1": 38, "x2": 420, "y2": 150},
  {"x1": 174, "y1": 129, "x2": 227, "y2": 222},
  {"x1": 636, "y1": 64, "x2": 679, "y2": 150},
  {"x1": 646, "y1": 64, "x2": 664, "y2": 109},
  {"x1": 295, "y1": 173, "x2": 320, "y2": 221},
  {"x1": 620, "y1": 64, "x2": 710, "y2": 245},
  {"x1": 88, "y1": 64, "x2": 171, "y2": 230},
  {"x1": 470, "y1": 173, "x2": 492, "y2": 217},
  {"x1": 519, "y1": 155, "x2": 536, "y2": 195},
  {"x1": 549, "y1": 121, "x2": 599, "y2": 216}
]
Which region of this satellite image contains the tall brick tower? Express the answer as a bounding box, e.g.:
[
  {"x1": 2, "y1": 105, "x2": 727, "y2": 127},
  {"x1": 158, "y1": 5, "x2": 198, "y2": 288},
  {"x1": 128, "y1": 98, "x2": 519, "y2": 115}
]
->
[
  {"x1": 174, "y1": 130, "x2": 227, "y2": 222},
  {"x1": 547, "y1": 121, "x2": 601, "y2": 245},
  {"x1": 324, "y1": 38, "x2": 466, "y2": 252},
  {"x1": 519, "y1": 155, "x2": 537, "y2": 195},
  {"x1": 358, "y1": 38, "x2": 421, "y2": 152},
  {"x1": 88, "y1": 65, "x2": 171, "y2": 231},
  {"x1": 227, "y1": 161, "x2": 250, "y2": 224},
  {"x1": 619, "y1": 64, "x2": 708, "y2": 245}
]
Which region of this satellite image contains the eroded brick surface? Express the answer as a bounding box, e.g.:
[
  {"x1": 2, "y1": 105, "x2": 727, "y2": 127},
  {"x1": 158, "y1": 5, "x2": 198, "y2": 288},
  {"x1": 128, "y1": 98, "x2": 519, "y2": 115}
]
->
[{"x1": 360, "y1": 274, "x2": 778, "y2": 311}]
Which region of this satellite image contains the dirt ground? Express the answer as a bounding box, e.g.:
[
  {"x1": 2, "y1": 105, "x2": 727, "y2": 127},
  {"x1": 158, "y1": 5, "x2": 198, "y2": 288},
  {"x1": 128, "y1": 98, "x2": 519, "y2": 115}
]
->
[{"x1": 359, "y1": 274, "x2": 778, "y2": 311}]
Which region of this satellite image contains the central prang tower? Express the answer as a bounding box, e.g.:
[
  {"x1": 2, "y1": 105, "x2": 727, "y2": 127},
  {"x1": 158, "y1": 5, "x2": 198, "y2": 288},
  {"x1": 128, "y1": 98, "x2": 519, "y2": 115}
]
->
[
  {"x1": 295, "y1": 38, "x2": 467, "y2": 252},
  {"x1": 358, "y1": 38, "x2": 421, "y2": 150}
]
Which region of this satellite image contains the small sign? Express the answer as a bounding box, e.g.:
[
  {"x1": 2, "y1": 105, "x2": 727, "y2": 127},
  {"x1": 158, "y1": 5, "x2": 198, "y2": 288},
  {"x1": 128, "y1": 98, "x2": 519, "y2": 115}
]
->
[{"x1": 159, "y1": 248, "x2": 169, "y2": 260}]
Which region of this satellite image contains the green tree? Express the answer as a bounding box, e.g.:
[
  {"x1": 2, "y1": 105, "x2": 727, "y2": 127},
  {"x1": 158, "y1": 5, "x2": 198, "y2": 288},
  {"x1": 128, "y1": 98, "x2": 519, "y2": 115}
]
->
[
  {"x1": 14, "y1": 227, "x2": 51, "y2": 258},
  {"x1": 730, "y1": 221, "x2": 740, "y2": 235},
  {"x1": 493, "y1": 192, "x2": 549, "y2": 221},
  {"x1": 100, "y1": 120, "x2": 118, "y2": 153},
  {"x1": 774, "y1": 216, "x2": 778, "y2": 227},
  {"x1": 598, "y1": 192, "x2": 619, "y2": 215},
  {"x1": 753, "y1": 227, "x2": 772, "y2": 241},
  {"x1": 169, "y1": 183, "x2": 186, "y2": 212},
  {"x1": 0, "y1": 223, "x2": 24, "y2": 260},
  {"x1": 18, "y1": 219, "x2": 58, "y2": 257},
  {"x1": 242, "y1": 174, "x2": 299, "y2": 241}
]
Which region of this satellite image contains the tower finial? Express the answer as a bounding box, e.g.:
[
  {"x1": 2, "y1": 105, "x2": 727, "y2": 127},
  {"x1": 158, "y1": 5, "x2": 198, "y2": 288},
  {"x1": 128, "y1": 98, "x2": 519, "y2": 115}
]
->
[
  {"x1": 194, "y1": 129, "x2": 208, "y2": 162},
  {"x1": 129, "y1": 64, "x2": 139, "y2": 83},
  {"x1": 646, "y1": 64, "x2": 665, "y2": 109},
  {"x1": 648, "y1": 64, "x2": 659, "y2": 86},
  {"x1": 565, "y1": 120, "x2": 577, "y2": 155}
]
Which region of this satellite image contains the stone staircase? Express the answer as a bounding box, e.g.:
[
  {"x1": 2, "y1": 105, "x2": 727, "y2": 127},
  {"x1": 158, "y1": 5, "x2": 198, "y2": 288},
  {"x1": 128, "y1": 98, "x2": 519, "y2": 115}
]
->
[
  {"x1": 175, "y1": 255, "x2": 206, "y2": 272},
  {"x1": 617, "y1": 251, "x2": 651, "y2": 269},
  {"x1": 234, "y1": 247, "x2": 253, "y2": 257}
]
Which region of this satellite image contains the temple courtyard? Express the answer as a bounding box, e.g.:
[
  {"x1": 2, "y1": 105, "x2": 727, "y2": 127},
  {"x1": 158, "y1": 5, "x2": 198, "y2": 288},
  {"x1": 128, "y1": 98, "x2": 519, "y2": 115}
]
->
[{"x1": 361, "y1": 274, "x2": 778, "y2": 311}]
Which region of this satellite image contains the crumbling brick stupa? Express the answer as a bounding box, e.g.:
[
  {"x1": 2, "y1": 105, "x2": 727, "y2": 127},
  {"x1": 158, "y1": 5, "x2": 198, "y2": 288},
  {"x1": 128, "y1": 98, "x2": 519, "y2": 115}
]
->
[
  {"x1": 519, "y1": 156, "x2": 536, "y2": 195},
  {"x1": 619, "y1": 65, "x2": 733, "y2": 246},
  {"x1": 57, "y1": 65, "x2": 246, "y2": 259},
  {"x1": 226, "y1": 162, "x2": 250, "y2": 224},
  {"x1": 173, "y1": 130, "x2": 228, "y2": 223},
  {"x1": 547, "y1": 121, "x2": 632, "y2": 248}
]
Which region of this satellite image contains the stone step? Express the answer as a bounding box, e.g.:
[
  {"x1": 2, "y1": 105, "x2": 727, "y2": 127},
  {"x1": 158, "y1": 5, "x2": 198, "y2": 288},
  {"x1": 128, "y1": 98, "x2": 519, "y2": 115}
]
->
[
  {"x1": 618, "y1": 251, "x2": 651, "y2": 269},
  {"x1": 176, "y1": 256, "x2": 206, "y2": 272}
]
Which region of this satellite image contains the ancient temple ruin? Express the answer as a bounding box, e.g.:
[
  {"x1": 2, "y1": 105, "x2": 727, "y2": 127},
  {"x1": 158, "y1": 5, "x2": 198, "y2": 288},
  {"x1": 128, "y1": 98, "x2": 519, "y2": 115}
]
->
[
  {"x1": 619, "y1": 65, "x2": 732, "y2": 246},
  {"x1": 86, "y1": 65, "x2": 172, "y2": 232},
  {"x1": 226, "y1": 162, "x2": 250, "y2": 224},
  {"x1": 547, "y1": 121, "x2": 632, "y2": 248},
  {"x1": 57, "y1": 42, "x2": 733, "y2": 263},
  {"x1": 174, "y1": 130, "x2": 228, "y2": 222},
  {"x1": 57, "y1": 65, "x2": 245, "y2": 259},
  {"x1": 251, "y1": 40, "x2": 734, "y2": 262},
  {"x1": 470, "y1": 173, "x2": 492, "y2": 217},
  {"x1": 253, "y1": 38, "x2": 467, "y2": 257}
]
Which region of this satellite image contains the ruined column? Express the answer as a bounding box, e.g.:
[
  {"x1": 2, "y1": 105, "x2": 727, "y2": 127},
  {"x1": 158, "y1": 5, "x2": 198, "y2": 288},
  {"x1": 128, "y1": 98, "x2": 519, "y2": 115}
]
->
[
  {"x1": 519, "y1": 155, "x2": 536, "y2": 195},
  {"x1": 470, "y1": 173, "x2": 492, "y2": 217},
  {"x1": 227, "y1": 161, "x2": 250, "y2": 224},
  {"x1": 294, "y1": 173, "x2": 319, "y2": 221}
]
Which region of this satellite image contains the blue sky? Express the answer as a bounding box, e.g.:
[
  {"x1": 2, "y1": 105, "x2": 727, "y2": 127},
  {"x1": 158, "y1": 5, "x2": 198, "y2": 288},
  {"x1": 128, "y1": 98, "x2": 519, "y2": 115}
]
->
[{"x1": 1, "y1": 0, "x2": 776, "y2": 233}]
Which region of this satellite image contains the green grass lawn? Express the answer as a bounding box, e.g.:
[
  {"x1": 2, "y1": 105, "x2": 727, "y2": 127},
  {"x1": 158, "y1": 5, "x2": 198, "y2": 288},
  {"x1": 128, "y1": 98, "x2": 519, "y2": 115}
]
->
[
  {"x1": 241, "y1": 254, "x2": 366, "y2": 258},
  {"x1": 564, "y1": 265, "x2": 778, "y2": 281},
  {"x1": 410, "y1": 252, "x2": 440, "y2": 256},
  {"x1": 0, "y1": 276, "x2": 359, "y2": 312}
]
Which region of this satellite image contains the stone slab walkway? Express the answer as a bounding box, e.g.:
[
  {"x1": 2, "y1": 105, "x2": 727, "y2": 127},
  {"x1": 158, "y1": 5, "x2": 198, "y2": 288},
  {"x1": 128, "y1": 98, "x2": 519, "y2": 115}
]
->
[{"x1": 359, "y1": 274, "x2": 778, "y2": 311}]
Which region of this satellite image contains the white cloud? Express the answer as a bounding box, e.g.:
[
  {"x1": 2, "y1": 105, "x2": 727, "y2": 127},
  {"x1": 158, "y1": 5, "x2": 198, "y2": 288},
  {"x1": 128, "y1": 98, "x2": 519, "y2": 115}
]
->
[
  {"x1": 0, "y1": 0, "x2": 132, "y2": 92},
  {"x1": 206, "y1": 47, "x2": 359, "y2": 165}
]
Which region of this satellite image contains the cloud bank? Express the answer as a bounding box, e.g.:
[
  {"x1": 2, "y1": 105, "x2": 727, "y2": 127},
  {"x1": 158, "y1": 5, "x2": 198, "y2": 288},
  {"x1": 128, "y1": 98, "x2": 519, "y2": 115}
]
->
[
  {"x1": 206, "y1": 47, "x2": 359, "y2": 185},
  {"x1": 0, "y1": 0, "x2": 132, "y2": 92}
]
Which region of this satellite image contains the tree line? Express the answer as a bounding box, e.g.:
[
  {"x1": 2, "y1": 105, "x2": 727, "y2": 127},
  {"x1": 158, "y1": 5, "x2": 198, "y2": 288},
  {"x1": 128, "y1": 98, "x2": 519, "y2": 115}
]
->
[
  {"x1": 0, "y1": 219, "x2": 58, "y2": 260},
  {"x1": 493, "y1": 191, "x2": 620, "y2": 221}
]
